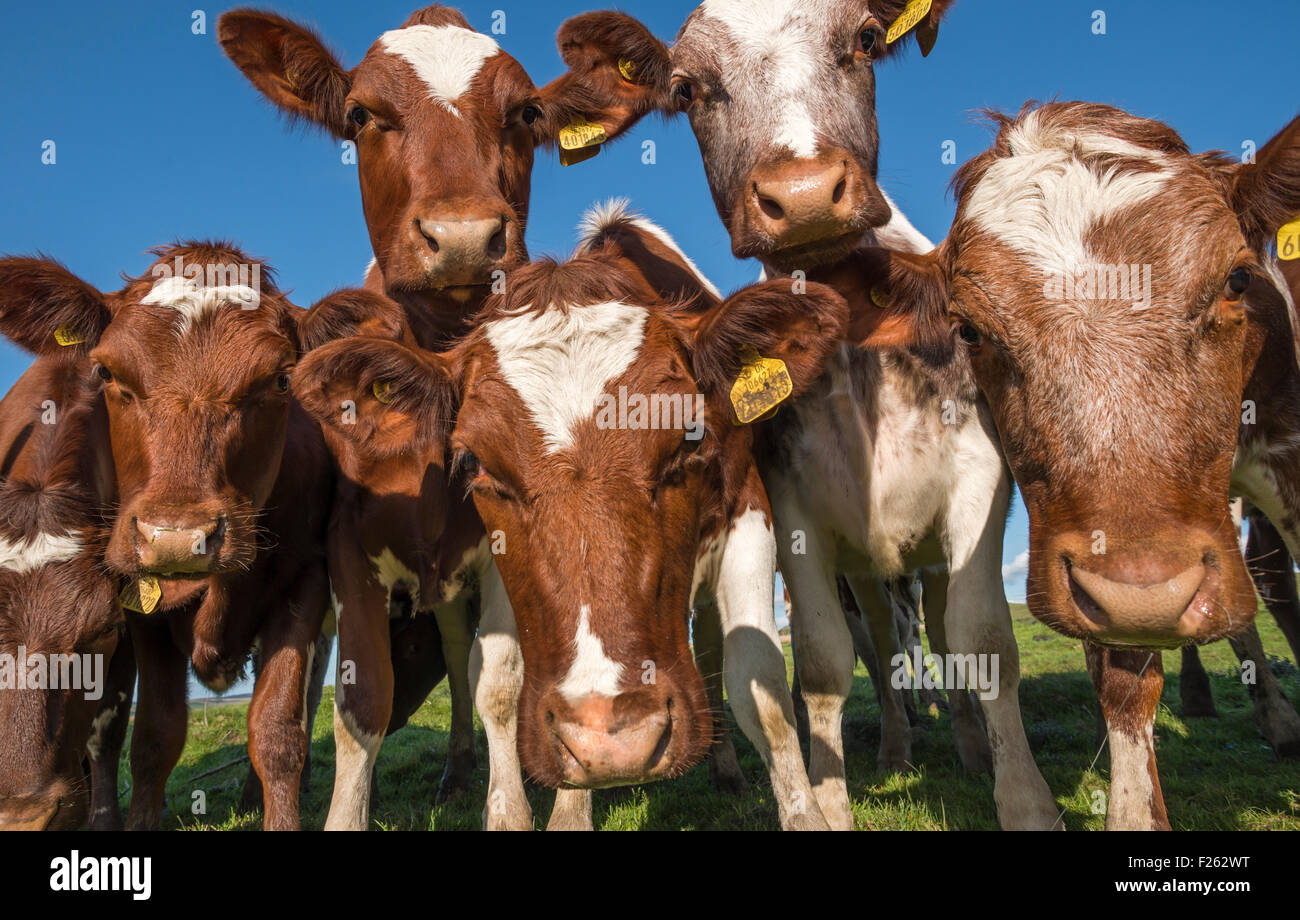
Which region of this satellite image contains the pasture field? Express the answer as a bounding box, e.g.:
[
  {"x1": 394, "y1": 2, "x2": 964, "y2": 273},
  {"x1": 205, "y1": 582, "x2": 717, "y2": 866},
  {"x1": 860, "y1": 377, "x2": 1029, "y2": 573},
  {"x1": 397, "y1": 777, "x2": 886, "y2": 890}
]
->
[{"x1": 135, "y1": 602, "x2": 1300, "y2": 831}]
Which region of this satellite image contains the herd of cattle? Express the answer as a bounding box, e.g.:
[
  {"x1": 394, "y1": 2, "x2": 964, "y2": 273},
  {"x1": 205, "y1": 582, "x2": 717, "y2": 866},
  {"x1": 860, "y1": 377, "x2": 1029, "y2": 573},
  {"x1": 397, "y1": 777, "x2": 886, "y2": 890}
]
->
[{"x1": 1, "y1": 0, "x2": 1299, "y2": 832}]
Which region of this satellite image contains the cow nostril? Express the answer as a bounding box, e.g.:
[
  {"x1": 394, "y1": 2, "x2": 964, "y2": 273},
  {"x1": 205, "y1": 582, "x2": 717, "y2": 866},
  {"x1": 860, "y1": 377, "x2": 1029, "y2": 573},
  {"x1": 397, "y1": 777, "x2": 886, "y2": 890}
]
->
[
  {"x1": 756, "y1": 191, "x2": 786, "y2": 222},
  {"x1": 832, "y1": 178, "x2": 847, "y2": 205},
  {"x1": 487, "y1": 224, "x2": 508, "y2": 259},
  {"x1": 416, "y1": 219, "x2": 440, "y2": 254}
]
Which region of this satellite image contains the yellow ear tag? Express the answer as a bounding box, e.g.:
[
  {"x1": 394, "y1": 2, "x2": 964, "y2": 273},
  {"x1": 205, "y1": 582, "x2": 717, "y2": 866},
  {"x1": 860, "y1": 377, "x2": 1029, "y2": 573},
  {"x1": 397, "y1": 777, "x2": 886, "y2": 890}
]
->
[
  {"x1": 558, "y1": 115, "x2": 608, "y2": 168},
  {"x1": 1278, "y1": 217, "x2": 1300, "y2": 261},
  {"x1": 870, "y1": 286, "x2": 893, "y2": 309},
  {"x1": 886, "y1": 0, "x2": 933, "y2": 44},
  {"x1": 730, "y1": 345, "x2": 793, "y2": 425},
  {"x1": 53, "y1": 325, "x2": 85, "y2": 347},
  {"x1": 372, "y1": 380, "x2": 394, "y2": 404},
  {"x1": 617, "y1": 57, "x2": 637, "y2": 82},
  {"x1": 120, "y1": 576, "x2": 162, "y2": 615}
]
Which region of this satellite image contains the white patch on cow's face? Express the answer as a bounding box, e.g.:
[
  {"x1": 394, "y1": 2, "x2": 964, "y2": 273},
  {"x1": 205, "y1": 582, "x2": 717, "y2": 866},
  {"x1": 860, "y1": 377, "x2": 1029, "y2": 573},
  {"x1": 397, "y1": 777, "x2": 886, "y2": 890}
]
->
[
  {"x1": 368, "y1": 548, "x2": 420, "y2": 607},
  {"x1": 485, "y1": 301, "x2": 648, "y2": 453},
  {"x1": 557, "y1": 605, "x2": 624, "y2": 701},
  {"x1": 141, "y1": 276, "x2": 260, "y2": 333},
  {"x1": 577, "y1": 198, "x2": 724, "y2": 300},
  {"x1": 698, "y1": 0, "x2": 829, "y2": 157},
  {"x1": 0, "y1": 531, "x2": 82, "y2": 574},
  {"x1": 379, "y1": 25, "x2": 500, "y2": 117},
  {"x1": 962, "y1": 110, "x2": 1172, "y2": 274}
]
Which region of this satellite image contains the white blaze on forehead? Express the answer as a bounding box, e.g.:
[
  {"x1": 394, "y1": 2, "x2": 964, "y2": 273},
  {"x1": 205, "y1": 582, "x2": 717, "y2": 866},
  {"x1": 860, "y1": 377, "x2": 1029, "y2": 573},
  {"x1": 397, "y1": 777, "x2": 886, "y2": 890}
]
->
[
  {"x1": 485, "y1": 301, "x2": 648, "y2": 453},
  {"x1": 142, "y1": 276, "x2": 260, "y2": 332},
  {"x1": 0, "y1": 531, "x2": 82, "y2": 573},
  {"x1": 577, "y1": 198, "x2": 724, "y2": 301},
  {"x1": 962, "y1": 110, "x2": 1173, "y2": 274},
  {"x1": 558, "y1": 605, "x2": 625, "y2": 701},
  {"x1": 379, "y1": 24, "x2": 500, "y2": 117},
  {"x1": 699, "y1": 0, "x2": 823, "y2": 157}
]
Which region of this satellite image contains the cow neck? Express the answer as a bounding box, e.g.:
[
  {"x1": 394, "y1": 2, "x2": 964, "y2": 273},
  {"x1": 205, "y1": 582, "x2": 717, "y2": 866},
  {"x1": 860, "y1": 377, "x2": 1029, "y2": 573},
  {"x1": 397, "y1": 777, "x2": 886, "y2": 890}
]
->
[{"x1": 383, "y1": 286, "x2": 491, "y2": 352}]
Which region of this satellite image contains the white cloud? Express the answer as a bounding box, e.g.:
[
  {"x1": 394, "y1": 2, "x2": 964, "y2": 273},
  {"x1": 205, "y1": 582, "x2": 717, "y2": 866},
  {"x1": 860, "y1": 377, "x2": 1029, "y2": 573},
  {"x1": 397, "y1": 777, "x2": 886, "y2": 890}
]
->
[{"x1": 1002, "y1": 550, "x2": 1030, "y2": 603}]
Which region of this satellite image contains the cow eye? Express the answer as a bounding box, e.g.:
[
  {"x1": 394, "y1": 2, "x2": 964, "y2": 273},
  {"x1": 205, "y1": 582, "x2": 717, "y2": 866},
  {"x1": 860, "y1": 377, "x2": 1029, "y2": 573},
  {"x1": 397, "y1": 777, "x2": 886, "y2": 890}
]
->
[
  {"x1": 456, "y1": 450, "x2": 482, "y2": 480},
  {"x1": 1225, "y1": 267, "x2": 1252, "y2": 301},
  {"x1": 276, "y1": 374, "x2": 291, "y2": 393},
  {"x1": 349, "y1": 106, "x2": 371, "y2": 129},
  {"x1": 857, "y1": 26, "x2": 881, "y2": 57},
  {"x1": 672, "y1": 79, "x2": 695, "y2": 108},
  {"x1": 95, "y1": 364, "x2": 112, "y2": 382},
  {"x1": 957, "y1": 324, "x2": 982, "y2": 347},
  {"x1": 521, "y1": 105, "x2": 541, "y2": 126}
]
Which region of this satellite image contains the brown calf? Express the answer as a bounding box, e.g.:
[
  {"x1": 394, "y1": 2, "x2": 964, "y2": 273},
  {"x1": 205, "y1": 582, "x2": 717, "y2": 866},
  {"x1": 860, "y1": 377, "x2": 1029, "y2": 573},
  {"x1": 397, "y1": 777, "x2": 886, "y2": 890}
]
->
[
  {"x1": 0, "y1": 242, "x2": 392, "y2": 829},
  {"x1": 854, "y1": 101, "x2": 1300, "y2": 828},
  {"x1": 297, "y1": 203, "x2": 844, "y2": 828},
  {"x1": 0, "y1": 352, "x2": 134, "y2": 830}
]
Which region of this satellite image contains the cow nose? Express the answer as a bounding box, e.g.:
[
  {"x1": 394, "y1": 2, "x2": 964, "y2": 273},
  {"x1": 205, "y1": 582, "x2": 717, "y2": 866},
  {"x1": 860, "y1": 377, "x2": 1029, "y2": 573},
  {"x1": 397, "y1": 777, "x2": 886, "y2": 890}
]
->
[
  {"x1": 415, "y1": 215, "x2": 509, "y2": 283},
  {"x1": 1068, "y1": 559, "x2": 1207, "y2": 643},
  {"x1": 548, "y1": 694, "x2": 671, "y2": 788},
  {"x1": 744, "y1": 155, "x2": 878, "y2": 249},
  {"x1": 135, "y1": 515, "x2": 223, "y2": 573}
]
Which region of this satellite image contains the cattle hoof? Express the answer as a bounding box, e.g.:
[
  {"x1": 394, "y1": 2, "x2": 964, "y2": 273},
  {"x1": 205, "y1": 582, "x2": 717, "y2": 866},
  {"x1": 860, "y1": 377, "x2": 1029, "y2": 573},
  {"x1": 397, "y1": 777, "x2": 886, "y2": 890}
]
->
[
  {"x1": 876, "y1": 741, "x2": 913, "y2": 774},
  {"x1": 784, "y1": 809, "x2": 833, "y2": 831},
  {"x1": 707, "y1": 740, "x2": 749, "y2": 795},
  {"x1": 1254, "y1": 698, "x2": 1300, "y2": 758}
]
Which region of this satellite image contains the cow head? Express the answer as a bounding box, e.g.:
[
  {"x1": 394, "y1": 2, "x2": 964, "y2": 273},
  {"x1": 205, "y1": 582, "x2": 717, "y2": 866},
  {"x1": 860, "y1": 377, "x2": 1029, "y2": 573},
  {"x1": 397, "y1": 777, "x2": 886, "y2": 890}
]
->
[
  {"x1": 543, "y1": 1, "x2": 953, "y2": 272},
  {"x1": 848, "y1": 102, "x2": 1300, "y2": 648},
  {"x1": 220, "y1": 5, "x2": 623, "y2": 320},
  {"x1": 299, "y1": 204, "x2": 846, "y2": 787},
  {"x1": 0, "y1": 244, "x2": 403, "y2": 586}
]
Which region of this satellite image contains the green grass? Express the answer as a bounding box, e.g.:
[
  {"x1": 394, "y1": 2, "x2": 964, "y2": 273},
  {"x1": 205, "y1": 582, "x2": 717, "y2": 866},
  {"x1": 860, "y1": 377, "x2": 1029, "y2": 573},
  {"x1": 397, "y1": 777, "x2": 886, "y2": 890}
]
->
[{"x1": 127, "y1": 603, "x2": 1300, "y2": 830}]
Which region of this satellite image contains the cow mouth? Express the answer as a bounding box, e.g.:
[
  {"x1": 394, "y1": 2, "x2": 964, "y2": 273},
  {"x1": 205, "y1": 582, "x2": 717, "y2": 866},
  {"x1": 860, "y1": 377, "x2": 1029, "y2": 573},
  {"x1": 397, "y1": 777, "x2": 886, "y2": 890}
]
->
[
  {"x1": 748, "y1": 228, "x2": 866, "y2": 272},
  {"x1": 1060, "y1": 557, "x2": 1224, "y2": 649}
]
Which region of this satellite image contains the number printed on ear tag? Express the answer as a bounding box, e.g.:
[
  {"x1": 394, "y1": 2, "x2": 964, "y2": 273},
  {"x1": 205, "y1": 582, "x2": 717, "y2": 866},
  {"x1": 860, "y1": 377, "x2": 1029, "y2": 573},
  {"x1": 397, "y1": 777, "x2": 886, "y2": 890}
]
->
[
  {"x1": 120, "y1": 576, "x2": 162, "y2": 615},
  {"x1": 730, "y1": 345, "x2": 793, "y2": 425},
  {"x1": 53, "y1": 325, "x2": 85, "y2": 347},
  {"x1": 559, "y1": 116, "x2": 607, "y2": 151},
  {"x1": 1279, "y1": 218, "x2": 1300, "y2": 261},
  {"x1": 886, "y1": 0, "x2": 933, "y2": 44}
]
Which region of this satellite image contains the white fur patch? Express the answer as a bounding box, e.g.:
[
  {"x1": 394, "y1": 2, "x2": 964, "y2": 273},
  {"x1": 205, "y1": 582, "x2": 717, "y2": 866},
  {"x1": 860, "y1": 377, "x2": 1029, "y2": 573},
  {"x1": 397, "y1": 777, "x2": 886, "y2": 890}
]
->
[
  {"x1": 0, "y1": 531, "x2": 82, "y2": 573},
  {"x1": 962, "y1": 109, "x2": 1172, "y2": 274},
  {"x1": 379, "y1": 25, "x2": 500, "y2": 117},
  {"x1": 368, "y1": 548, "x2": 421, "y2": 607},
  {"x1": 699, "y1": 0, "x2": 822, "y2": 157},
  {"x1": 577, "y1": 198, "x2": 724, "y2": 301},
  {"x1": 141, "y1": 276, "x2": 260, "y2": 332},
  {"x1": 485, "y1": 301, "x2": 648, "y2": 453},
  {"x1": 557, "y1": 605, "x2": 625, "y2": 701}
]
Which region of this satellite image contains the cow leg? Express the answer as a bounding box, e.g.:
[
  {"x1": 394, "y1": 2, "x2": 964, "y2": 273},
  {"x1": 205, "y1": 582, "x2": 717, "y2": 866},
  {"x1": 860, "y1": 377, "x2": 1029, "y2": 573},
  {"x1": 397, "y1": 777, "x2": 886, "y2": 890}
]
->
[
  {"x1": 711, "y1": 510, "x2": 829, "y2": 831},
  {"x1": 790, "y1": 644, "x2": 811, "y2": 752},
  {"x1": 301, "y1": 630, "x2": 333, "y2": 792},
  {"x1": 940, "y1": 458, "x2": 1058, "y2": 830},
  {"x1": 921, "y1": 570, "x2": 993, "y2": 774},
  {"x1": 1228, "y1": 624, "x2": 1300, "y2": 757},
  {"x1": 433, "y1": 593, "x2": 478, "y2": 802},
  {"x1": 843, "y1": 575, "x2": 912, "y2": 772},
  {"x1": 837, "y1": 577, "x2": 880, "y2": 697},
  {"x1": 692, "y1": 597, "x2": 749, "y2": 795},
  {"x1": 780, "y1": 539, "x2": 854, "y2": 830},
  {"x1": 470, "y1": 561, "x2": 533, "y2": 831},
  {"x1": 238, "y1": 642, "x2": 266, "y2": 813},
  {"x1": 1247, "y1": 512, "x2": 1300, "y2": 663},
  {"x1": 324, "y1": 573, "x2": 392, "y2": 831},
  {"x1": 125, "y1": 612, "x2": 190, "y2": 830},
  {"x1": 1178, "y1": 646, "x2": 1218, "y2": 718},
  {"x1": 87, "y1": 636, "x2": 135, "y2": 831},
  {"x1": 247, "y1": 574, "x2": 327, "y2": 831},
  {"x1": 545, "y1": 789, "x2": 594, "y2": 831},
  {"x1": 1086, "y1": 644, "x2": 1167, "y2": 830}
]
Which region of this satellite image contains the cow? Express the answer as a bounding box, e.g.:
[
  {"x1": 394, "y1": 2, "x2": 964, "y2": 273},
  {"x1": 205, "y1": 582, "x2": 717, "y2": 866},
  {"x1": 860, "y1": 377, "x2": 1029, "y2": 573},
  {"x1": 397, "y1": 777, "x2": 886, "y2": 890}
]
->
[
  {"x1": 0, "y1": 353, "x2": 135, "y2": 830},
  {"x1": 0, "y1": 242, "x2": 402, "y2": 830},
  {"x1": 218, "y1": 5, "x2": 694, "y2": 822},
  {"x1": 536, "y1": 0, "x2": 1058, "y2": 829},
  {"x1": 846, "y1": 101, "x2": 1300, "y2": 829},
  {"x1": 296, "y1": 202, "x2": 845, "y2": 829}
]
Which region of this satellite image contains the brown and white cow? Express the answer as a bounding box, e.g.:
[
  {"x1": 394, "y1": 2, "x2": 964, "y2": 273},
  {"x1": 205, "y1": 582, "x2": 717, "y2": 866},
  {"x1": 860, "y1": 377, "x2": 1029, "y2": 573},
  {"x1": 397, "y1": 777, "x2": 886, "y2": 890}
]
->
[
  {"x1": 0, "y1": 242, "x2": 396, "y2": 830},
  {"x1": 540, "y1": 0, "x2": 1058, "y2": 829},
  {"x1": 219, "y1": 5, "x2": 658, "y2": 823},
  {"x1": 850, "y1": 101, "x2": 1300, "y2": 829},
  {"x1": 0, "y1": 353, "x2": 135, "y2": 830},
  {"x1": 297, "y1": 203, "x2": 843, "y2": 829}
]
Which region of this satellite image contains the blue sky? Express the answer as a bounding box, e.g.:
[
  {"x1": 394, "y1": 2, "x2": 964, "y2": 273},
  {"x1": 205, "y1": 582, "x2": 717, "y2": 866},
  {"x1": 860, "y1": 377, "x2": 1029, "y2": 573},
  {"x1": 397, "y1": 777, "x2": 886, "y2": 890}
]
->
[{"x1": 1, "y1": 0, "x2": 1295, "y2": 627}]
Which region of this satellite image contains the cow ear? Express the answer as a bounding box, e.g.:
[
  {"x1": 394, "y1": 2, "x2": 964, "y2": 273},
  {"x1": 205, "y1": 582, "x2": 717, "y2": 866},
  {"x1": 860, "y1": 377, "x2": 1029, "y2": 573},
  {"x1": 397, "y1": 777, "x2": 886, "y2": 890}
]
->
[
  {"x1": 0, "y1": 257, "x2": 111, "y2": 356},
  {"x1": 832, "y1": 246, "x2": 953, "y2": 355},
  {"x1": 870, "y1": 0, "x2": 956, "y2": 59},
  {"x1": 691, "y1": 280, "x2": 847, "y2": 420},
  {"x1": 1231, "y1": 113, "x2": 1300, "y2": 253},
  {"x1": 218, "y1": 8, "x2": 351, "y2": 137},
  {"x1": 534, "y1": 12, "x2": 673, "y2": 157},
  {"x1": 296, "y1": 289, "x2": 412, "y2": 354},
  {"x1": 294, "y1": 338, "x2": 456, "y2": 456}
]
